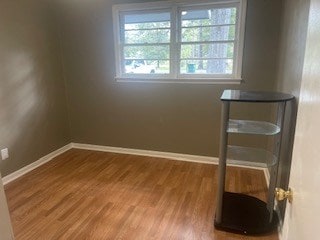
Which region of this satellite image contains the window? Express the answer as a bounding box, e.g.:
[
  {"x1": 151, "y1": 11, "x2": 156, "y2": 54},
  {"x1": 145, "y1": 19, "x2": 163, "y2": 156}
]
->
[{"x1": 113, "y1": 0, "x2": 247, "y2": 83}]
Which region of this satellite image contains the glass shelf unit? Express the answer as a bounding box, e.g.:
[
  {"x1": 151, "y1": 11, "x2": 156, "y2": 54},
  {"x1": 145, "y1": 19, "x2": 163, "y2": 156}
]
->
[
  {"x1": 215, "y1": 90, "x2": 294, "y2": 235},
  {"x1": 227, "y1": 145, "x2": 277, "y2": 168},
  {"x1": 228, "y1": 119, "x2": 280, "y2": 135}
]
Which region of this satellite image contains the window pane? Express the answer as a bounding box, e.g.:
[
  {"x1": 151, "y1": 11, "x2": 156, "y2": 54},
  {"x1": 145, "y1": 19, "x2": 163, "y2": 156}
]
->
[
  {"x1": 181, "y1": 8, "x2": 237, "y2": 27},
  {"x1": 125, "y1": 29, "x2": 170, "y2": 44},
  {"x1": 179, "y1": 7, "x2": 237, "y2": 76},
  {"x1": 114, "y1": 0, "x2": 245, "y2": 79},
  {"x1": 181, "y1": 43, "x2": 234, "y2": 59},
  {"x1": 154, "y1": 60, "x2": 170, "y2": 74},
  {"x1": 125, "y1": 12, "x2": 170, "y2": 27},
  {"x1": 124, "y1": 45, "x2": 170, "y2": 59},
  {"x1": 180, "y1": 59, "x2": 233, "y2": 74},
  {"x1": 181, "y1": 25, "x2": 235, "y2": 42},
  {"x1": 124, "y1": 60, "x2": 169, "y2": 74},
  {"x1": 124, "y1": 12, "x2": 171, "y2": 44}
]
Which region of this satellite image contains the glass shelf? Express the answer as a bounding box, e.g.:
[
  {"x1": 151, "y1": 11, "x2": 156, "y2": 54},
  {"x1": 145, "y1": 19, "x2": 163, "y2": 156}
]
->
[
  {"x1": 221, "y1": 90, "x2": 295, "y2": 102},
  {"x1": 227, "y1": 145, "x2": 277, "y2": 168},
  {"x1": 227, "y1": 119, "x2": 280, "y2": 135}
]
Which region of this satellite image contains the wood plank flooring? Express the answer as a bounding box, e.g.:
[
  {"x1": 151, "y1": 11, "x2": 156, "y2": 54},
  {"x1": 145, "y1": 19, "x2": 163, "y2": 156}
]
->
[{"x1": 4, "y1": 149, "x2": 278, "y2": 240}]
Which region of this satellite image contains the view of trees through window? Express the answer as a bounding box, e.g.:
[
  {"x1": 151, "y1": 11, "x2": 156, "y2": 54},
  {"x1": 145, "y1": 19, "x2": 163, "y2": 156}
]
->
[
  {"x1": 180, "y1": 8, "x2": 236, "y2": 75},
  {"x1": 123, "y1": 12, "x2": 171, "y2": 74},
  {"x1": 122, "y1": 7, "x2": 237, "y2": 75}
]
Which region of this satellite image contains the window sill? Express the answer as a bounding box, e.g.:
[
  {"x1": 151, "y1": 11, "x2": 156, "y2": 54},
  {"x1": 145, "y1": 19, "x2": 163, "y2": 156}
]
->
[{"x1": 115, "y1": 77, "x2": 243, "y2": 84}]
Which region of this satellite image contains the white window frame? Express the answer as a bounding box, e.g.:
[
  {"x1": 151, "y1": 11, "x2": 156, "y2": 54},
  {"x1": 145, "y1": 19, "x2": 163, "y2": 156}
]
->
[{"x1": 112, "y1": 0, "x2": 247, "y2": 84}]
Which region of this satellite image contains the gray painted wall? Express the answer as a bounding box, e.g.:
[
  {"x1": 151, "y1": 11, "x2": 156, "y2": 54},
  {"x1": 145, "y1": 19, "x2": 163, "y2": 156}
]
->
[
  {"x1": 275, "y1": 0, "x2": 310, "y2": 220},
  {"x1": 0, "y1": 0, "x2": 70, "y2": 176},
  {"x1": 58, "y1": 0, "x2": 282, "y2": 157},
  {"x1": 0, "y1": 0, "x2": 284, "y2": 176}
]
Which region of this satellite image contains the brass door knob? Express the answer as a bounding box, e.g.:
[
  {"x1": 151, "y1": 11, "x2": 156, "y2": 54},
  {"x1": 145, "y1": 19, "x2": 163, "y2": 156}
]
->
[{"x1": 275, "y1": 188, "x2": 293, "y2": 203}]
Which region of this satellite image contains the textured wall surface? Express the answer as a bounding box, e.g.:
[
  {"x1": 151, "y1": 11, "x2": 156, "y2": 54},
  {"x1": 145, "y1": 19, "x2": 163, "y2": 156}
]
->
[
  {"x1": 0, "y1": 0, "x2": 70, "y2": 176},
  {"x1": 0, "y1": 0, "x2": 285, "y2": 176},
  {"x1": 57, "y1": 0, "x2": 282, "y2": 157}
]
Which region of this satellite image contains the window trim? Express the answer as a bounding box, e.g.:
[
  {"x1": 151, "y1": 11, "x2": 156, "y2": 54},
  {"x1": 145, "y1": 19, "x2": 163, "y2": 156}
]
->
[{"x1": 112, "y1": 0, "x2": 247, "y2": 84}]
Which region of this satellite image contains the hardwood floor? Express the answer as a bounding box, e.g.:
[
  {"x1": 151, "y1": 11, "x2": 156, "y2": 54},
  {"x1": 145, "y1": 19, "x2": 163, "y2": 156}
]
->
[{"x1": 4, "y1": 149, "x2": 278, "y2": 240}]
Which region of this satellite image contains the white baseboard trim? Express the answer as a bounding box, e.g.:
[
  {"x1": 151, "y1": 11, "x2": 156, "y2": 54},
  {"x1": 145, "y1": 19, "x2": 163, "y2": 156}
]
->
[
  {"x1": 2, "y1": 143, "x2": 73, "y2": 185},
  {"x1": 2, "y1": 142, "x2": 268, "y2": 186},
  {"x1": 70, "y1": 143, "x2": 266, "y2": 171},
  {"x1": 71, "y1": 142, "x2": 219, "y2": 165}
]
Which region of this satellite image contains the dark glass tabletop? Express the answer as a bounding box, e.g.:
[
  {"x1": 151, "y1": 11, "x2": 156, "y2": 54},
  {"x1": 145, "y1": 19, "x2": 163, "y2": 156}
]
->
[{"x1": 221, "y1": 90, "x2": 294, "y2": 102}]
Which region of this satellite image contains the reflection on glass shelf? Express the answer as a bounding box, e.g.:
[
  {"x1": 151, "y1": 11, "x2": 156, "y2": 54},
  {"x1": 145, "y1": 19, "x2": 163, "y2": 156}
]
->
[
  {"x1": 221, "y1": 89, "x2": 295, "y2": 102},
  {"x1": 227, "y1": 145, "x2": 277, "y2": 168},
  {"x1": 227, "y1": 119, "x2": 280, "y2": 135}
]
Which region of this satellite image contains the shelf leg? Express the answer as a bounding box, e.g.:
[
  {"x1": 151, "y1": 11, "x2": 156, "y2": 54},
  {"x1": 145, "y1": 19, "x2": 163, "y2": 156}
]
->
[
  {"x1": 215, "y1": 101, "x2": 230, "y2": 224},
  {"x1": 267, "y1": 102, "x2": 286, "y2": 221}
]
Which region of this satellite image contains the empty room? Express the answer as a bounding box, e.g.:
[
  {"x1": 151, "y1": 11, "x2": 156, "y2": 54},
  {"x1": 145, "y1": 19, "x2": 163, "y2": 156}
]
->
[{"x1": 1, "y1": 0, "x2": 319, "y2": 239}]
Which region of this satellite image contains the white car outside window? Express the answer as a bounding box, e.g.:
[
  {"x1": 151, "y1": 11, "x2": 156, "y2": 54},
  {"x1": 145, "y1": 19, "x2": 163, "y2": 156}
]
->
[{"x1": 125, "y1": 60, "x2": 156, "y2": 74}]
